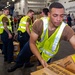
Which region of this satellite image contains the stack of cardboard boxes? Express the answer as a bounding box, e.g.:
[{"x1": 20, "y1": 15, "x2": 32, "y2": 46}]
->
[
  {"x1": 31, "y1": 54, "x2": 75, "y2": 75},
  {"x1": 31, "y1": 63, "x2": 75, "y2": 75},
  {"x1": 53, "y1": 54, "x2": 75, "y2": 73}
]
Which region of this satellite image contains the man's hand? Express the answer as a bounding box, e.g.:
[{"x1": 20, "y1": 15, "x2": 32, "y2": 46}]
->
[
  {"x1": 40, "y1": 59, "x2": 48, "y2": 68},
  {"x1": 8, "y1": 33, "x2": 12, "y2": 39}
]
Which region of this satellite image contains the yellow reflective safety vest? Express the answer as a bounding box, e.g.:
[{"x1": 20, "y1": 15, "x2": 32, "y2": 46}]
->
[
  {"x1": 17, "y1": 15, "x2": 32, "y2": 33},
  {"x1": 36, "y1": 22, "x2": 66, "y2": 62},
  {"x1": 0, "y1": 14, "x2": 12, "y2": 34}
]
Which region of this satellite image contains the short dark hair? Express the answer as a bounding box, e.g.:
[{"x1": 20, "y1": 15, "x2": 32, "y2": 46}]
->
[
  {"x1": 42, "y1": 8, "x2": 49, "y2": 16},
  {"x1": 3, "y1": 8, "x2": 9, "y2": 11},
  {"x1": 27, "y1": 9, "x2": 34, "y2": 14},
  {"x1": 49, "y1": 2, "x2": 64, "y2": 12}
]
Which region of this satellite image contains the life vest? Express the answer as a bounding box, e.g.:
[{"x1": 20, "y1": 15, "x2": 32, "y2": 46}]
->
[
  {"x1": 17, "y1": 15, "x2": 32, "y2": 33},
  {"x1": 0, "y1": 14, "x2": 12, "y2": 34},
  {"x1": 36, "y1": 21, "x2": 66, "y2": 62}
]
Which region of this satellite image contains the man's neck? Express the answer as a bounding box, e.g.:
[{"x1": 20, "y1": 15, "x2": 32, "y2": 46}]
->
[{"x1": 48, "y1": 22, "x2": 56, "y2": 31}]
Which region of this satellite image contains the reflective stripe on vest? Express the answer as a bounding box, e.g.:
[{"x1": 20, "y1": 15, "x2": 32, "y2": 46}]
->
[
  {"x1": 40, "y1": 17, "x2": 49, "y2": 42},
  {"x1": 18, "y1": 21, "x2": 26, "y2": 29},
  {"x1": 7, "y1": 26, "x2": 12, "y2": 29},
  {"x1": 18, "y1": 26, "x2": 26, "y2": 29},
  {"x1": 0, "y1": 22, "x2": 3, "y2": 24},
  {"x1": 52, "y1": 22, "x2": 66, "y2": 52},
  {"x1": 0, "y1": 26, "x2": 4, "y2": 28},
  {"x1": 40, "y1": 29, "x2": 47, "y2": 42},
  {"x1": 40, "y1": 48, "x2": 54, "y2": 57},
  {"x1": 41, "y1": 17, "x2": 49, "y2": 30},
  {"x1": 0, "y1": 26, "x2": 11, "y2": 29},
  {"x1": 19, "y1": 21, "x2": 26, "y2": 24}
]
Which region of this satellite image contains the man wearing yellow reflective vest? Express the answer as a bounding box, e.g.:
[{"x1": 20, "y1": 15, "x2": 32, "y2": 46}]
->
[
  {"x1": 0, "y1": 8, "x2": 14, "y2": 63},
  {"x1": 30, "y1": 2, "x2": 75, "y2": 67},
  {"x1": 17, "y1": 10, "x2": 34, "y2": 50}
]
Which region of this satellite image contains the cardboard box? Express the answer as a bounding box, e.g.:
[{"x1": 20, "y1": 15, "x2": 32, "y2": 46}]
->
[
  {"x1": 13, "y1": 41, "x2": 20, "y2": 52},
  {"x1": 53, "y1": 54, "x2": 75, "y2": 73},
  {"x1": 37, "y1": 65, "x2": 43, "y2": 70},
  {"x1": 31, "y1": 64, "x2": 75, "y2": 75},
  {"x1": 37, "y1": 54, "x2": 75, "y2": 73},
  {"x1": 36, "y1": 59, "x2": 63, "y2": 70}
]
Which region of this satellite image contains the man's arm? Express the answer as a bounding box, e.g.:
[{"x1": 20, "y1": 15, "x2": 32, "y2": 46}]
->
[
  {"x1": 30, "y1": 19, "x2": 48, "y2": 67},
  {"x1": 26, "y1": 22, "x2": 31, "y2": 36},
  {"x1": 2, "y1": 17, "x2": 12, "y2": 39},
  {"x1": 26, "y1": 18, "x2": 31, "y2": 36},
  {"x1": 63, "y1": 26, "x2": 75, "y2": 49},
  {"x1": 30, "y1": 31, "x2": 42, "y2": 61},
  {"x1": 69, "y1": 35, "x2": 75, "y2": 49}
]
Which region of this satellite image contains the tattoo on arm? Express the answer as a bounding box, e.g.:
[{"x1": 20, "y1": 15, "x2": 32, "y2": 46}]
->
[{"x1": 3, "y1": 22, "x2": 10, "y2": 34}]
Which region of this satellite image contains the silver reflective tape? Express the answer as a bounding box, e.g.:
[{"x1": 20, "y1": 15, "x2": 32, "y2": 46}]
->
[
  {"x1": 40, "y1": 29, "x2": 47, "y2": 42},
  {"x1": 42, "y1": 17, "x2": 48, "y2": 31},
  {"x1": 52, "y1": 22, "x2": 66, "y2": 51},
  {"x1": 40, "y1": 48, "x2": 54, "y2": 57},
  {"x1": 7, "y1": 26, "x2": 11, "y2": 29},
  {"x1": 20, "y1": 21, "x2": 26, "y2": 24},
  {"x1": 19, "y1": 26, "x2": 26, "y2": 29},
  {"x1": 0, "y1": 26, "x2": 4, "y2": 28},
  {"x1": 43, "y1": 49, "x2": 54, "y2": 56},
  {"x1": 0, "y1": 22, "x2": 3, "y2": 24},
  {"x1": 40, "y1": 17, "x2": 48, "y2": 42}
]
